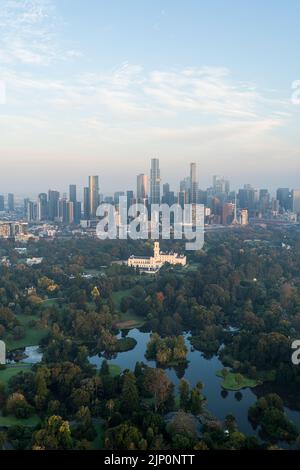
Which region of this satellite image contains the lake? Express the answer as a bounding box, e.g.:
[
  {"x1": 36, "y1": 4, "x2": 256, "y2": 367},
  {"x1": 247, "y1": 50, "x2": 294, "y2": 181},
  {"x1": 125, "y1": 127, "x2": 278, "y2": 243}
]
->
[{"x1": 89, "y1": 328, "x2": 300, "y2": 441}]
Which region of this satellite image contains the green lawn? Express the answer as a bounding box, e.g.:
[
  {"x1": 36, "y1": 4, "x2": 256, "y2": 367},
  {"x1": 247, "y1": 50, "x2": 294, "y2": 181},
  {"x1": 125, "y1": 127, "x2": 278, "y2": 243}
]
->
[
  {"x1": 4, "y1": 315, "x2": 48, "y2": 351},
  {"x1": 108, "y1": 364, "x2": 121, "y2": 377},
  {"x1": 115, "y1": 311, "x2": 145, "y2": 329},
  {"x1": 41, "y1": 298, "x2": 61, "y2": 308},
  {"x1": 217, "y1": 370, "x2": 259, "y2": 391},
  {"x1": 91, "y1": 420, "x2": 105, "y2": 450},
  {"x1": 0, "y1": 413, "x2": 40, "y2": 427},
  {"x1": 0, "y1": 363, "x2": 33, "y2": 385},
  {"x1": 112, "y1": 289, "x2": 132, "y2": 311}
]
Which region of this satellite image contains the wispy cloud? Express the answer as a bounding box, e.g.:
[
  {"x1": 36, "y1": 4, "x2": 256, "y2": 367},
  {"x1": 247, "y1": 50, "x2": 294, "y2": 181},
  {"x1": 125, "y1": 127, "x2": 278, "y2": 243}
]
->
[{"x1": 0, "y1": 0, "x2": 78, "y2": 65}]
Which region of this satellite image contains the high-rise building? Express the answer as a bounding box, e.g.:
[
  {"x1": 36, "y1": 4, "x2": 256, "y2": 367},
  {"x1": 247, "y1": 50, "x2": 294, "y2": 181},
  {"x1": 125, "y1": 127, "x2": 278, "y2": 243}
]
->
[
  {"x1": 222, "y1": 203, "x2": 235, "y2": 225},
  {"x1": 239, "y1": 209, "x2": 249, "y2": 225},
  {"x1": 150, "y1": 158, "x2": 161, "y2": 204},
  {"x1": 59, "y1": 197, "x2": 68, "y2": 223},
  {"x1": 67, "y1": 201, "x2": 74, "y2": 225},
  {"x1": 69, "y1": 184, "x2": 77, "y2": 204},
  {"x1": 162, "y1": 183, "x2": 175, "y2": 206},
  {"x1": 126, "y1": 190, "x2": 135, "y2": 207},
  {"x1": 292, "y1": 189, "x2": 300, "y2": 214},
  {"x1": 8, "y1": 193, "x2": 14, "y2": 212},
  {"x1": 114, "y1": 191, "x2": 125, "y2": 205},
  {"x1": 83, "y1": 187, "x2": 90, "y2": 220},
  {"x1": 178, "y1": 190, "x2": 188, "y2": 209},
  {"x1": 89, "y1": 176, "x2": 99, "y2": 218},
  {"x1": 276, "y1": 188, "x2": 291, "y2": 211},
  {"x1": 137, "y1": 174, "x2": 148, "y2": 202},
  {"x1": 213, "y1": 176, "x2": 230, "y2": 195},
  {"x1": 190, "y1": 163, "x2": 198, "y2": 204},
  {"x1": 25, "y1": 200, "x2": 36, "y2": 222},
  {"x1": 0, "y1": 195, "x2": 4, "y2": 212},
  {"x1": 37, "y1": 193, "x2": 48, "y2": 221},
  {"x1": 48, "y1": 190, "x2": 60, "y2": 221}
]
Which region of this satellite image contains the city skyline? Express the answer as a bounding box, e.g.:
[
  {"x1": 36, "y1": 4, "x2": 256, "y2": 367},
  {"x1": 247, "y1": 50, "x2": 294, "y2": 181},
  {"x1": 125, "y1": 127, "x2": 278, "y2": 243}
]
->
[{"x1": 0, "y1": 0, "x2": 300, "y2": 194}]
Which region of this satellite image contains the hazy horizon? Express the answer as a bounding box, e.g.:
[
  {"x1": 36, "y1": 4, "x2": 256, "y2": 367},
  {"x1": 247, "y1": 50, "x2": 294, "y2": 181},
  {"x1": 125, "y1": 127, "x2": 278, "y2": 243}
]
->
[{"x1": 1, "y1": 0, "x2": 300, "y2": 194}]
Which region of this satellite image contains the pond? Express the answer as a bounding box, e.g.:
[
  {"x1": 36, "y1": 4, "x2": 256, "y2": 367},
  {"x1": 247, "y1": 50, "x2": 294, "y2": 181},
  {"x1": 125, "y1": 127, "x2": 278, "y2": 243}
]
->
[{"x1": 89, "y1": 328, "x2": 300, "y2": 440}]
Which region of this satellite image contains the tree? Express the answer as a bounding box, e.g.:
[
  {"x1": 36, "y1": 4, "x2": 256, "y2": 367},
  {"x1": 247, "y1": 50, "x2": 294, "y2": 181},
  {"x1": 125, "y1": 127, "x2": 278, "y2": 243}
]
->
[
  {"x1": 235, "y1": 373, "x2": 243, "y2": 388},
  {"x1": 100, "y1": 360, "x2": 109, "y2": 376},
  {"x1": 121, "y1": 372, "x2": 139, "y2": 413},
  {"x1": 179, "y1": 379, "x2": 190, "y2": 411},
  {"x1": 144, "y1": 368, "x2": 172, "y2": 413},
  {"x1": 33, "y1": 416, "x2": 73, "y2": 450},
  {"x1": 190, "y1": 388, "x2": 203, "y2": 415}
]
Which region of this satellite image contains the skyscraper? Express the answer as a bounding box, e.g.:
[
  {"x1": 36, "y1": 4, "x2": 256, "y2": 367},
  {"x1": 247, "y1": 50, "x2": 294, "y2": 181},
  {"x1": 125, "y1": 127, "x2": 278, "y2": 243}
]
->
[
  {"x1": 69, "y1": 184, "x2": 77, "y2": 204},
  {"x1": 276, "y1": 188, "x2": 291, "y2": 211},
  {"x1": 190, "y1": 163, "x2": 198, "y2": 204},
  {"x1": 89, "y1": 176, "x2": 99, "y2": 218},
  {"x1": 8, "y1": 193, "x2": 14, "y2": 212},
  {"x1": 0, "y1": 195, "x2": 4, "y2": 212},
  {"x1": 83, "y1": 187, "x2": 90, "y2": 220},
  {"x1": 48, "y1": 190, "x2": 60, "y2": 221},
  {"x1": 37, "y1": 193, "x2": 48, "y2": 221},
  {"x1": 150, "y1": 158, "x2": 161, "y2": 204},
  {"x1": 137, "y1": 174, "x2": 148, "y2": 202},
  {"x1": 292, "y1": 189, "x2": 300, "y2": 214}
]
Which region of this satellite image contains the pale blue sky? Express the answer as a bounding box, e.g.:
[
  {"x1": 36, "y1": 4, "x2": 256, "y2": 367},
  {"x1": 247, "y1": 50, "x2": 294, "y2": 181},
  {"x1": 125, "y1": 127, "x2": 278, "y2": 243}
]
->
[{"x1": 1, "y1": 0, "x2": 300, "y2": 195}]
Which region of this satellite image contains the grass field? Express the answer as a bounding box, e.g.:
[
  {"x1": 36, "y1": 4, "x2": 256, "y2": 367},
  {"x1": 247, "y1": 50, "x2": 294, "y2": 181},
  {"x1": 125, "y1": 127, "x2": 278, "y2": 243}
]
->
[
  {"x1": 0, "y1": 413, "x2": 40, "y2": 427},
  {"x1": 0, "y1": 363, "x2": 32, "y2": 385},
  {"x1": 91, "y1": 420, "x2": 105, "y2": 450},
  {"x1": 112, "y1": 289, "x2": 133, "y2": 311},
  {"x1": 41, "y1": 298, "x2": 61, "y2": 308},
  {"x1": 108, "y1": 364, "x2": 121, "y2": 377},
  {"x1": 112, "y1": 288, "x2": 146, "y2": 329},
  {"x1": 217, "y1": 370, "x2": 259, "y2": 391},
  {"x1": 5, "y1": 315, "x2": 48, "y2": 351}
]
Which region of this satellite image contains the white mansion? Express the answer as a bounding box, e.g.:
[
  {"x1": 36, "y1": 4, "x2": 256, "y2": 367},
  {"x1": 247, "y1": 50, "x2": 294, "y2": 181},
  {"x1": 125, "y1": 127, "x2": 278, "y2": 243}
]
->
[{"x1": 128, "y1": 241, "x2": 187, "y2": 273}]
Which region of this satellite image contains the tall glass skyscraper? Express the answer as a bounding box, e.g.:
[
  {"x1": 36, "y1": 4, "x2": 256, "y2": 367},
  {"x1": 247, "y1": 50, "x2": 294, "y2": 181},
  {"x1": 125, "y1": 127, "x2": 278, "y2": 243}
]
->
[
  {"x1": 89, "y1": 176, "x2": 99, "y2": 218},
  {"x1": 190, "y1": 162, "x2": 198, "y2": 204},
  {"x1": 137, "y1": 174, "x2": 148, "y2": 202},
  {"x1": 150, "y1": 158, "x2": 161, "y2": 204}
]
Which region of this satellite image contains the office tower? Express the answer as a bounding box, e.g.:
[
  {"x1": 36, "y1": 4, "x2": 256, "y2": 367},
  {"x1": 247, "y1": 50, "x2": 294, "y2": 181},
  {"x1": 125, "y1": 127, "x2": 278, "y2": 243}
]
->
[
  {"x1": 197, "y1": 189, "x2": 207, "y2": 205},
  {"x1": 114, "y1": 191, "x2": 125, "y2": 205},
  {"x1": 213, "y1": 175, "x2": 230, "y2": 195},
  {"x1": 163, "y1": 183, "x2": 170, "y2": 197},
  {"x1": 162, "y1": 183, "x2": 175, "y2": 206},
  {"x1": 69, "y1": 184, "x2": 77, "y2": 204},
  {"x1": 0, "y1": 195, "x2": 4, "y2": 211},
  {"x1": 222, "y1": 203, "x2": 235, "y2": 225},
  {"x1": 137, "y1": 174, "x2": 148, "y2": 201},
  {"x1": 292, "y1": 189, "x2": 300, "y2": 214},
  {"x1": 48, "y1": 190, "x2": 60, "y2": 221},
  {"x1": 67, "y1": 201, "x2": 74, "y2": 225},
  {"x1": 8, "y1": 193, "x2": 14, "y2": 212},
  {"x1": 150, "y1": 158, "x2": 161, "y2": 204},
  {"x1": 190, "y1": 163, "x2": 198, "y2": 204},
  {"x1": 178, "y1": 191, "x2": 188, "y2": 209},
  {"x1": 126, "y1": 190, "x2": 135, "y2": 207},
  {"x1": 37, "y1": 193, "x2": 48, "y2": 221},
  {"x1": 238, "y1": 186, "x2": 258, "y2": 212},
  {"x1": 240, "y1": 209, "x2": 249, "y2": 225},
  {"x1": 180, "y1": 177, "x2": 191, "y2": 193},
  {"x1": 276, "y1": 188, "x2": 291, "y2": 211},
  {"x1": 24, "y1": 198, "x2": 30, "y2": 220},
  {"x1": 271, "y1": 197, "x2": 280, "y2": 213},
  {"x1": 26, "y1": 200, "x2": 36, "y2": 222},
  {"x1": 259, "y1": 189, "x2": 270, "y2": 214},
  {"x1": 83, "y1": 187, "x2": 90, "y2": 220},
  {"x1": 59, "y1": 197, "x2": 68, "y2": 224},
  {"x1": 89, "y1": 176, "x2": 99, "y2": 218}
]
